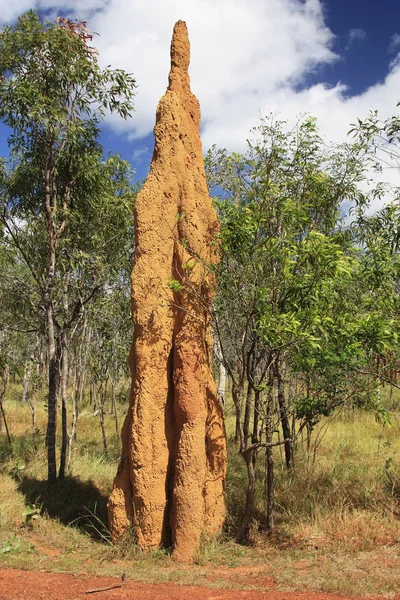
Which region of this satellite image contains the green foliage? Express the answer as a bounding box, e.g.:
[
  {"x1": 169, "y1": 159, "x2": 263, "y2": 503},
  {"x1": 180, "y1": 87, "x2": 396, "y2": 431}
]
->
[
  {"x1": 207, "y1": 115, "x2": 370, "y2": 422},
  {"x1": 0, "y1": 9, "x2": 137, "y2": 296},
  {"x1": 22, "y1": 502, "x2": 43, "y2": 526},
  {"x1": 0, "y1": 11, "x2": 135, "y2": 149},
  {"x1": 167, "y1": 277, "x2": 184, "y2": 292},
  {"x1": 1, "y1": 535, "x2": 35, "y2": 554},
  {"x1": 0, "y1": 10, "x2": 138, "y2": 482},
  {"x1": 206, "y1": 113, "x2": 400, "y2": 538}
]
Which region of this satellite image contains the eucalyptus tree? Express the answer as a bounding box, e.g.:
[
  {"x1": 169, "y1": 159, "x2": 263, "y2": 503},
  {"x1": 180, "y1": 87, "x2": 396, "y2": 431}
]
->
[
  {"x1": 349, "y1": 105, "x2": 400, "y2": 392},
  {"x1": 352, "y1": 205, "x2": 400, "y2": 399},
  {"x1": 0, "y1": 11, "x2": 136, "y2": 482},
  {"x1": 206, "y1": 115, "x2": 367, "y2": 540}
]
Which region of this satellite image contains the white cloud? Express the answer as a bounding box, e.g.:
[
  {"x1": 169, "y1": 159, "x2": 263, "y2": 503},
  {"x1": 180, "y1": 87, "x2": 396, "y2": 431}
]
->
[
  {"x1": 3, "y1": 0, "x2": 400, "y2": 197},
  {"x1": 3, "y1": 0, "x2": 339, "y2": 141},
  {"x1": 89, "y1": 0, "x2": 339, "y2": 142},
  {"x1": 389, "y1": 52, "x2": 400, "y2": 71},
  {"x1": 389, "y1": 32, "x2": 400, "y2": 53},
  {"x1": 0, "y1": 0, "x2": 32, "y2": 23},
  {"x1": 81, "y1": 0, "x2": 400, "y2": 163},
  {"x1": 345, "y1": 28, "x2": 367, "y2": 50},
  {"x1": 132, "y1": 146, "x2": 150, "y2": 166}
]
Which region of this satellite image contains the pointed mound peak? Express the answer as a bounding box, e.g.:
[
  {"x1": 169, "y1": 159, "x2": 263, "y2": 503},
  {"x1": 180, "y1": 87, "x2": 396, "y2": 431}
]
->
[
  {"x1": 171, "y1": 21, "x2": 190, "y2": 71},
  {"x1": 169, "y1": 20, "x2": 190, "y2": 91}
]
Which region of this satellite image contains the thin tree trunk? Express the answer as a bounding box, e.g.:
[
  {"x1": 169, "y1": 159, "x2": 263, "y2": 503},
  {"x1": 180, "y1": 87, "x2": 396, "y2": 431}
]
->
[
  {"x1": 232, "y1": 384, "x2": 243, "y2": 446},
  {"x1": 67, "y1": 339, "x2": 83, "y2": 470},
  {"x1": 30, "y1": 392, "x2": 37, "y2": 433},
  {"x1": 80, "y1": 327, "x2": 91, "y2": 410},
  {"x1": 22, "y1": 357, "x2": 37, "y2": 433},
  {"x1": 290, "y1": 373, "x2": 297, "y2": 455},
  {"x1": 274, "y1": 357, "x2": 293, "y2": 469},
  {"x1": 46, "y1": 302, "x2": 59, "y2": 484},
  {"x1": 0, "y1": 365, "x2": 12, "y2": 447},
  {"x1": 92, "y1": 382, "x2": 97, "y2": 414},
  {"x1": 236, "y1": 452, "x2": 257, "y2": 544},
  {"x1": 44, "y1": 146, "x2": 59, "y2": 484},
  {"x1": 27, "y1": 337, "x2": 40, "y2": 434},
  {"x1": 306, "y1": 421, "x2": 312, "y2": 470},
  {"x1": 237, "y1": 355, "x2": 257, "y2": 544},
  {"x1": 243, "y1": 379, "x2": 253, "y2": 445},
  {"x1": 265, "y1": 379, "x2": 274, "y2": 534},
  {"x1": 252, "y1": 388, "x2": 260, "y2": 448},
  {"x1": 214, "y1": 335, "x2": 227, "y2": 406},
  {"x1": 21, "y1": 359, "x2": 32, "y2": 404},
  {"x1": 99, "y1": 386, "x2": 108, "y2": 457},
  {"x1": 78, "y1": 324, "x2": 91, "y2": 412},
  {"x1": 58, "y1": 266, "x2": 72, "y2": 480},
  {"x1": 76, "y1": 368, "x2": 84, "y2": 438},
  {"x1": 111, "y1": 377, "x2": 119, "y2": 435},
  {"x1": 235, "y1": 409, "x2": 241, "y2": 444},
  {"x1": 76, "y1": 361, "x2": 86, "y2": 439},
  {"x1": 58, "y1": 331, "x2": 68, "y2": 479},
  {"x1": 218, "y1": 361, "x2": 227, "y2": 406},
  {"x1": 68, "y1": 316, "x2": 89, "y2": 466},
  {"x1": 104, "y1": 378, "x2": 108, "y2": 413},
  {"x1": 67, "y1": 374, "x2": 78, "y2": 472}
]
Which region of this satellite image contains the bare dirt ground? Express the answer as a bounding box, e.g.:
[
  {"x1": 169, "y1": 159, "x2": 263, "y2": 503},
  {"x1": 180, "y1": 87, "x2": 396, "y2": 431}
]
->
[{"x1": 0, "y1": 568, "x2": 398, "y2": 600}]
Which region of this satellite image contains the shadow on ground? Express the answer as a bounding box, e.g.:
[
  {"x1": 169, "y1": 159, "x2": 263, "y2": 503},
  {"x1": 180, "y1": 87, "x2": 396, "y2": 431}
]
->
[{"x1": 17, "y1": 475, "x2": 109, "y2": 542}]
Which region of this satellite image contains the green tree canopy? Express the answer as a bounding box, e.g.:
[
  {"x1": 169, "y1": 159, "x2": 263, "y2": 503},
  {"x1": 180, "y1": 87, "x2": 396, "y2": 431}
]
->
[{"x1": 0, "y1": 11, "x2": 137, "y2": 482}]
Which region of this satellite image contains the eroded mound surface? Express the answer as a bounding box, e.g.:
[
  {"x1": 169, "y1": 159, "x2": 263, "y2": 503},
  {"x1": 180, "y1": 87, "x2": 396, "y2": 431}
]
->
[{"x1": 108, "y1": 21, "x2": 227, "y2": 562}]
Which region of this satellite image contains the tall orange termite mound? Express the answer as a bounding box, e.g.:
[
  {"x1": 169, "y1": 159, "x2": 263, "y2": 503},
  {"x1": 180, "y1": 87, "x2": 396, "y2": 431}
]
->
[{"x1": 107, "y1": 20, "x2": 227, "y2": 562}]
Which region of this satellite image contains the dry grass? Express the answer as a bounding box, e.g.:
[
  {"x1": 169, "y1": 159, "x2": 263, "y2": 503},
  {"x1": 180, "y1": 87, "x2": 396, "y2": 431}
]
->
[
  {"x1": 1, "y1": 390, "x2": 400, "y2": 597},
  {"x1": 0, "y1": 473, "x2": 26, "y2": 530}
]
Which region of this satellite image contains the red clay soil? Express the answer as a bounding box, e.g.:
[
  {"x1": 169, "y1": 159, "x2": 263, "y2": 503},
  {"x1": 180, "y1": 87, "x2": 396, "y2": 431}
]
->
[{"x1": 0, "y1": 568, "x2": 397, "y2": 600}]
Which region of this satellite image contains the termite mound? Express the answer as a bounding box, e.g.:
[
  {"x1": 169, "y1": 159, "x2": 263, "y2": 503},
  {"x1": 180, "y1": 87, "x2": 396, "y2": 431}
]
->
[{"x1": 107, "y1": 20, "x2": 227, "y2": 563}]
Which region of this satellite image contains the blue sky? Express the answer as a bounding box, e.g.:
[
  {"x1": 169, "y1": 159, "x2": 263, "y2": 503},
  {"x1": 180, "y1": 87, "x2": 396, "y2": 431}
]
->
[
  {"x1": 1, "y1": 0, "x2": 400, "y2": 185},
  {"x1": 319, "y1": 0, "x2": 400, "y2": 94}
]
